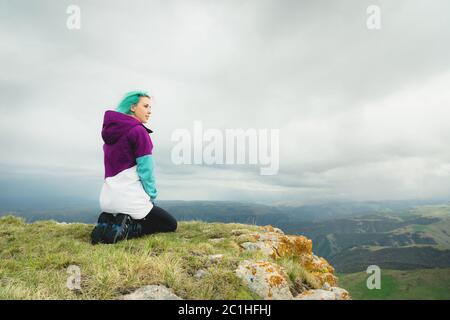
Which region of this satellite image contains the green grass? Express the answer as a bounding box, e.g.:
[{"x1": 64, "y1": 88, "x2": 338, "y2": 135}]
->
[
  {"x1": 0, "y1": 215, "x2": 319, "y2": 300},
  {"x1": 337, "y1": 268, "x2": 450, "y2": 300},
  {"x1": 369, "y1": 206, "x2": 450, "y2": 250}
]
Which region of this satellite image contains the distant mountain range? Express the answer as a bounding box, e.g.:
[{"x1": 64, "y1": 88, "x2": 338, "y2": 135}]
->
[
  {"x1": 289, "y1": 204, "x2": 450, "y2": 272},
  {"x1": 1, "y1": 198, "x2": 435, "y2": 223}
]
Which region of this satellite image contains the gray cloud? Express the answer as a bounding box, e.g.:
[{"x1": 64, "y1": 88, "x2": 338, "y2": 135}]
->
[{"x1": 1, "y1": 0, "x2": 450, "y2": 206}]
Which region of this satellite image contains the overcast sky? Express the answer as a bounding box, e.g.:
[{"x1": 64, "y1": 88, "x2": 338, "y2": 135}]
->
[{"x1": 1, "y1": 0, "x2": 450, "y2": 207}]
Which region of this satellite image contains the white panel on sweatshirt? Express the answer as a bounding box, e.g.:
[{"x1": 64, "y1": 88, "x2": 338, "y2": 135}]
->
[{"x1": 99, "y1": 165, "x2": 153, "y2": 219}]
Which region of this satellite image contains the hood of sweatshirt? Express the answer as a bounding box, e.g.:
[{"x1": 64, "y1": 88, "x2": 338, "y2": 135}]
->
[{"x1": 101, "y1": 110, "x2": 153, "y2": 145}]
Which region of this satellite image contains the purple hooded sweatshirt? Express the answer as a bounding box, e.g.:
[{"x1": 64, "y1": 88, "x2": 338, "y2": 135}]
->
[{"x1": 99, "y1": 110, "x2": 156, "y2": 219}]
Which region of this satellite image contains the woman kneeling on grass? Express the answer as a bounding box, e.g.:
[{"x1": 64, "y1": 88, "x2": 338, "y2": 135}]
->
[{"x1": 91, "y1": 91, "x2": 177, "y2": 244}]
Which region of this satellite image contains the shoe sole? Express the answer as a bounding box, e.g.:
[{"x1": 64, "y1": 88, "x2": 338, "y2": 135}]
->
[
  {"x1": 91, "y1": 213, "x2": 115, "y2": 245},
  {"x1": 91, "y1": 223, "x2": 107, "y2": 244},
  {"x1": 103, "y1": 214, "x2": 131, "y2": 244},
  {"x1": 127, "y1": 220, "x2": 143, "y2": 239}
]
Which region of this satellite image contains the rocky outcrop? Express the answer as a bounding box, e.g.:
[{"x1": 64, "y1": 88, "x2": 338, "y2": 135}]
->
[
  {"x1": 123, "y1": 224, "x2": 350, "y2": 300},
  {"x1": 232, "y1": 225, "x2": 350, "y2": 300},
  {"x1": 235, "y1": 260, "x2": 294, "y2": 299}
]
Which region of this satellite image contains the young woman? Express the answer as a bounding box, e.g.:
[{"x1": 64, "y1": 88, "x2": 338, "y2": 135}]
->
[{"x1": 91, "y1": 91, "x2": 177, "y2": 244}]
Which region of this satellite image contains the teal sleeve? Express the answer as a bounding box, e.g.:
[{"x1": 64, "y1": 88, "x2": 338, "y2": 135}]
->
[{"x1": 136, "y1": 155, "x2": 158, "y2": 200}]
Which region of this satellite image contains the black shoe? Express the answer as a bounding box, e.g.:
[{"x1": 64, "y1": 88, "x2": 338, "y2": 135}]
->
[
  {"x1": 91, "y1": 212, "x2": 115, "y2": 245},
  {"x1": 103, "y1": 213, "x2": 132, "y2": 244},
  {"x1": 127, "y1": 219, "x2": 144, "y2": 239}
]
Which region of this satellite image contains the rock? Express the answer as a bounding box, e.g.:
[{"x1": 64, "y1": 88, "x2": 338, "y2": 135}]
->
[
  {"x1": 260, "y1": 225, "x2": 285, "y2": 234},
  {"x1": 294, "y1": 289, "x2": 337, "y2": 300},
  {"x1": 208, "y1": 238, "x2": 225, "y2": 243},
  {"x1": 330, "y1": 287, "x2": 351, "y2": 300},
  {"x1": 122, "y1": 285, "x2": 183, "y2": 300},
  {"x1": 240, "y1": 241, "x2": 274, "y2": 256},
  {"x1": 194, "y1": 269, "x2": 209, "y2": 279},
  {"x1": 236, "y1": 228, "x2": 338, "y2": 288},
  {"x1": 299, "y1": 254, "x2": 337, "y2": 286},
  {"x1": 310, "y1": 271, "x2": 337, "y2": 287},
  {"x1": 273, "y1": 228, "x2": 284, "y2": 235},
  {"x1": 235, "y1": 260, "x2": 293, "y2": 300},
  {"x1": 302, "y1": 254, "x2": 335, "y2": 274},
  {"x1": 322, "y1": 282, "x2": 331, "y2": 290},
  {"x1": 293, "y1": 286, "x2": 350, "y2": 300},
  {"x1": 240, "y1": 231, "x2": 313, "y2": 259},
  {"x1": 208, "y1": 254, "x2": 224, "y2": 262},
  {"x1": 255, "y1": 234, "x2": 279, "y2": 242}
]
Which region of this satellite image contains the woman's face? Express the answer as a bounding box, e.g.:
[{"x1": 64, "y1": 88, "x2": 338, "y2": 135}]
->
[{"x1": 130, "y1": 96, "x2": 152, "y2": 123}]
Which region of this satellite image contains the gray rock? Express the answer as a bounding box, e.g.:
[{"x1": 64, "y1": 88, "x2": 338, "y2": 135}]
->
[
  {"x1": 194, "y1": 269, "x2": 209, "y2": 279},
  {"x1": 235, "y1": 260, "x2": 293, "y2": 300},
  {"x1": 330, "y1": 287, "x2": 351, "y2": 300},
  {"x1": 272, "y1": 227, "x2": 284, "y2": 235},
  {"x1": 240, "y1": 241, "x2": 274, "y2": 256},
  {"x1": 208, "y1": 254, "x2": 224, "y2": 262},
  {"x1": 122, "y1": 285, "x2": 183, "y2": 300},
  {"x1": 322, "y1": 282, "x2": 331, "y2": 290},
  {"x1": 294, "y1": 289, "x2": 336, "y2": 300}
]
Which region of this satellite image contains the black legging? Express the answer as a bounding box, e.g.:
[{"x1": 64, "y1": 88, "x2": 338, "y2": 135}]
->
[{"x1": 137, "y1": 205, "x2": 177, "y2": 235}]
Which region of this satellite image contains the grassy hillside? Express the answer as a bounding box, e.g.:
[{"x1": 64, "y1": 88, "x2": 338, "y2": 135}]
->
[
  {"x1": 292, "y1": 205, "x2": 450, "y2": 272},
  {"x1": 0, "y1": 215, "x2": 324, "y2": 300},
  {"x1": 337, "y1": 268, "x2": 450, "y2": 300}
]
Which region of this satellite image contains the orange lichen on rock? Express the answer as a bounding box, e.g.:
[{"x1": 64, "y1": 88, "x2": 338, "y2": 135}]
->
[
  {"x1": 235, "y1": 260, "x2": 294, "y2": 299},
  {"x1": 270, "y1": 234, "x2": 313, "y2": 259},
  {"x1": 260, "y1": 225, "x2": 284, "y2": 234},
  {"x1": 234, "y1": 227, "x2": 350, "y2": 300},
  {"x1": 261, "y1": 225, "x2": 277, "y2": 233},
  {"x1": 300, "y1": 254, "x2": 335, "y2": 274},
  {"x1": 268, "y1": 274, "x2": 285, "y2": 286},
  {"x1": 311, "y1": 271, "x2": 337, "y2": 287},
  {"x1": 320, "y1": 257, "x2": 335, "y2": 274},
  {"x1": 255, "y1": 261, "x2": 270, "y2": 267}
]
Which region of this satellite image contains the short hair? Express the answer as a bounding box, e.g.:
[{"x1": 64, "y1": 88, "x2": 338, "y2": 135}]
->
[{"x1": 115, "y1": 91, "x2": 150, "y2": 114}]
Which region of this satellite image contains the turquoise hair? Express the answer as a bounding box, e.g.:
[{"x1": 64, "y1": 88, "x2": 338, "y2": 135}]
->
[{"x1": 115, "y1": 91, "x2": 150, "y2": 115}]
